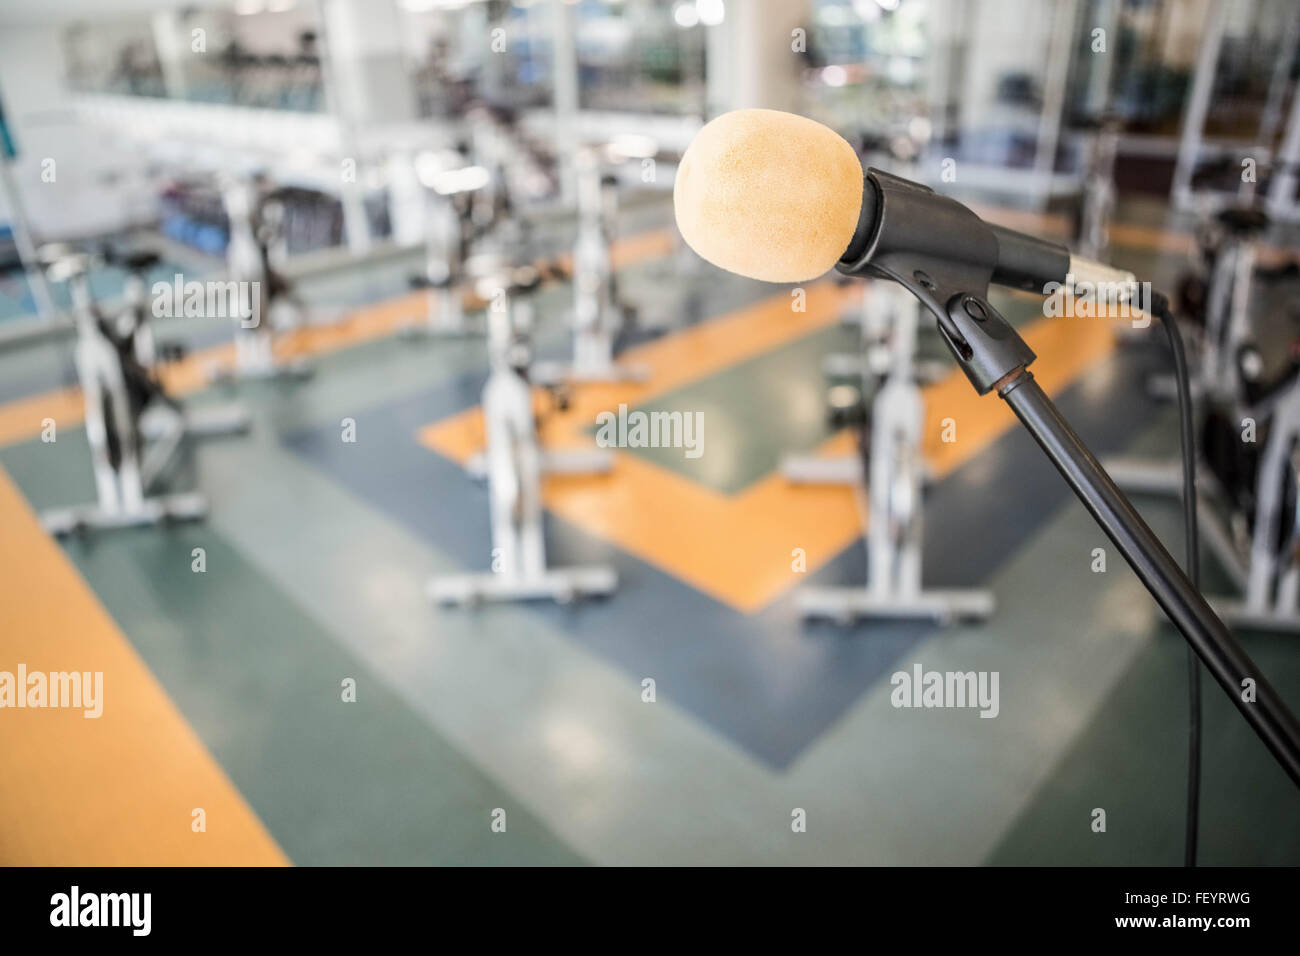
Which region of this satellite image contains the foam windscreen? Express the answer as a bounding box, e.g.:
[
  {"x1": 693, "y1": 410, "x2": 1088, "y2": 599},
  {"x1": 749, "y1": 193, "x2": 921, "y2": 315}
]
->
[{"x1": 673, "y1": 109, "x2": 863, "y2": 283}]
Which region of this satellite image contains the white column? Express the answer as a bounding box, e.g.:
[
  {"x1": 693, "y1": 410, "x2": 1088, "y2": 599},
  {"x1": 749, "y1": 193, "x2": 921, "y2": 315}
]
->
[
  {"x1": 707, "y1": 0, "x2": 812, "y2": 114},
  {"x1": 705, "y1": 9, "x2": 732, "y2": 118},
  {"x1": 151, "y1": 10, "x2": 191, "y2": 101},
  {"x1": 319, "y1": 0, "x2": 417, "y2": 126},
  {"x1": 551, "y1": 0, "x2": 579, "y2": 205},
  {"x1": 1033, "y1": 0, "x2": 1081, "y2": 186},
  {"x1": 1083, "y1": 0, "x2": 1121, "y2": 116},
  {"x1": 1171, "y1": 0, "x2": 1228, "y2": 208},
  {"x1": 318, "y1": 0, "x2": 419, "y2": 253}
]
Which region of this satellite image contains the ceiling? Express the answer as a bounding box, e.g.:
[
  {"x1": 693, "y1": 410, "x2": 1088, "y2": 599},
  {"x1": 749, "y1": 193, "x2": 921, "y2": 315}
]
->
[{"x1": 0, "y1": 1, "x2": 242, "y2": 27}]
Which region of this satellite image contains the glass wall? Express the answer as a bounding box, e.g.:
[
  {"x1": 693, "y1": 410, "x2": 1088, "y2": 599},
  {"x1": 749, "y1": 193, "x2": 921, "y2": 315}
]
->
[
  {"x1": 173, "y1": 5, "x2": 325, "y2": 111},
  {"x1": 398, "y1": 0, "x2": 555, "y2": 118},
  {"x1": 574, "y1": 0, "x2": 706, "y2": 116},
  {"x1": 800, "y1": 0, "x2": 931, "y2": 160},
  {"x1": 64, "y1": 17, "x2": 167, "y2": 98},
  {"x1": 62, "y1": 3, "x2": 325, "y2": 112}
]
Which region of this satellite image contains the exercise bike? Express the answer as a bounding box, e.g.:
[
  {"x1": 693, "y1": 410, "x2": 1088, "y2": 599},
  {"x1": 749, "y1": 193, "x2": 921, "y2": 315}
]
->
[
  {"x1": 533, "y1": 148, "x2": 648, "y2": 386},
  {"x1": 213, "y1": 172, "x2": 312, "y2": 382},
  {"x1": 429, "y1": 263, "x2": 617, "y2": 606},
  {"x1": 1151, "y1": 205, "x2": 1276, "y2": 403},
  {"x1": 1070, "y1": 114, "x2": 1120, "y2": 262},
  {"x1": 39, "y1": 244, "x2": 249, "y2": 535},
  {"x1": 1198, "y1": 355, "x2": 1300, "y2": 632},
  {"x1": 1112, "y1": 343, "x2": 1300, "y2": 634},
  {"x1": 821, "y1": 275, "x2": 951, "y2": 386},
  {"x1": 405, "y1": 157, "x2": 480, "y2": 338},
  {"x1": 1106, "y1": 190, "x2": 1300, "y2": 632},
  {"x1": 404, "y1": 138, "x2": 531, "y2": 339},
  {"x1": 1146, "y1": 157, "x2": 1300, "y2": 399},
  {"x1": 782, "y1": 282, "x2": 995, "y2": 624}
]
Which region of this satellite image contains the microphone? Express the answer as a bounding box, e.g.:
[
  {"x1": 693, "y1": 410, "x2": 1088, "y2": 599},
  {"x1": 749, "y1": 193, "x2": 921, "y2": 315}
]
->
[
  {"x1": 838, "y1": 166, "x2": 1136, "y2": 301},
  {"x1": 673, "y1": 109, "x2": 1134, "y2": 298},
  {"x1": 673, "y1": 108, "x2": 864, "y2": 284},
  {"x1": 672, "y1": 108, "x2": 1300, "y2": 791}
]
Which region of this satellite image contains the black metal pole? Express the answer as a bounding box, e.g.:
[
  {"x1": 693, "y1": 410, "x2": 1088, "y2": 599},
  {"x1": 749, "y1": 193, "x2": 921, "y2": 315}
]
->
[{"x1": 999, "y1": 369, "x2": 1300, "y2": 788}]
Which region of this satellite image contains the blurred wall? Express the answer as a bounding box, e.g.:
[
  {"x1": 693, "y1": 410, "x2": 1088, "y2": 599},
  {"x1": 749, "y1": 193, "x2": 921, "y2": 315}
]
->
[{"x1": 0, "y1": 22, "x2": 148, "y2": 239}]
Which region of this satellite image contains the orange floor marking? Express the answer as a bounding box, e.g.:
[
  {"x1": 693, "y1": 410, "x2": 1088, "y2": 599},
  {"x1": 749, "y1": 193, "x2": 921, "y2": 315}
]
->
[
  {"x1": 0, "y1": 229, "x2": 675, "y2": 449},
  {"x1": 0, "y1": 465, "x2": 289, "y2": 865},
  {"x1": 419, "y1": 287, "x2": 1126, "y2": 612}
]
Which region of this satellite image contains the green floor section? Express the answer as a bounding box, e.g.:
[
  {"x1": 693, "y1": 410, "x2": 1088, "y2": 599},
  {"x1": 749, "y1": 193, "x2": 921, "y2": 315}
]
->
[
  {"x1": 1, "y1": 434, "x2": 585, "y2": 866},
  {"x1": 987, "y1": 625, "x2": 1300, "y2": 866},
  {"x1": 986, "y1": 411, "x2": 1300, "y2": 866},
  {"x1": 617, "y1": 289, "x2": 1055, "y2": 495},
  {"x1": 619, "y1": 323, "x2": 855, "y2": 494}
]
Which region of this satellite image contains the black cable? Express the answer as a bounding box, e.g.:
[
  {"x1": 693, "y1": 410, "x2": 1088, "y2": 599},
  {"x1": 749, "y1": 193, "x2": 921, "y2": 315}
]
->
[{"x1": 1150, "y1": 289, "x2": 1201, "y2": 867}]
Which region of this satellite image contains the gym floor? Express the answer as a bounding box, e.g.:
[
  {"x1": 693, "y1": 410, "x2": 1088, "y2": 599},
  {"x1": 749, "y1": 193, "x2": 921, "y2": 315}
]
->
[{"x1": 2, "y1": 196, "x2": 1299, "y2": 866}]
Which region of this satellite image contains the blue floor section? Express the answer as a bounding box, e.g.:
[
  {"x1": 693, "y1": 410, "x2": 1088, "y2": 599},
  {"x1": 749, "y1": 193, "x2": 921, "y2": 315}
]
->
[{"x1": 283, "y1": 324, "x2": 1172, "y2": 769}]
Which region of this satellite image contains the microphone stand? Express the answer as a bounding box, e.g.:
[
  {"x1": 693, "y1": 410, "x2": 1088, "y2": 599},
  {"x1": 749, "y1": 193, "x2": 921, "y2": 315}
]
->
[
  {"x1": 1001, "y1": 371, "x2": 1300, "y2": 785},
  {"x1": 839, "y1": 169, "x2": 1300, "y2": 788}
]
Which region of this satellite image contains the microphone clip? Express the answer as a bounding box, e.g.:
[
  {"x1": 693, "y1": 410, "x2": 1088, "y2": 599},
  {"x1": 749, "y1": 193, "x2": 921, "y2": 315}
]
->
[
  {"x1": 837, "y1": 169, "x2": 1035, "y2": 395},
  {"x1": 938, "y1": 293, "x2": 1037, "y2": 394}
]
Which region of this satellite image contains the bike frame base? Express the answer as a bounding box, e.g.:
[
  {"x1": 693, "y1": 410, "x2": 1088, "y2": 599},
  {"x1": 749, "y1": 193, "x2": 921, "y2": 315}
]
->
[
  {"x1": 208, "y1": 355, "x2": 313, "y2": 384},
  {"x1": 799, "y1": 586, "x2": 995, "y2": 625},
  {"x1": 42, "y1": 491, "x2": 208, "y2": 537},
  {"x1": 531, "y1": 360, "x2": 650, "y2": 387},
  {"x1": 429, "y1": 565, "x2": 617, "y2": 606},
  {"x1": 781, "y1": 454, "x2": 862, "y2": 485},
  {"x1": 466, "y1": 448, "x2": 613, "y2": 481},
  {"x1": 183, "y1": 403, "x2": 253, "y2": 437}
]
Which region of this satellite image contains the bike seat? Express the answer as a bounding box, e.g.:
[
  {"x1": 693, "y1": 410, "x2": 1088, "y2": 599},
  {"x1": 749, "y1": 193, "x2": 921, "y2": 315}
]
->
[
  {"x1": 158, "y1": 340, "x2": 188, "y2": 364},
  {"x1": 41, "y1": 245, "x2": 94, "y2": 282},
  {"x1": 1254, "y1": 260, "x2": 1300, "y2": 284},
  {"x1": 507, "y1": 265, "x2": 543, "y2": 296},
  {"x1": 538, "y1": 258, "x2": 570, "y2": 282},
  {"x1": 410, "y1": 273, "x2": 452, "y2": 291},
  {"x1": 1216, "y1": 205, "x2": 1270, "y2": 236},
  {"x1": 122, "y1": 250, "x2": 162, "y2": 273}
]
